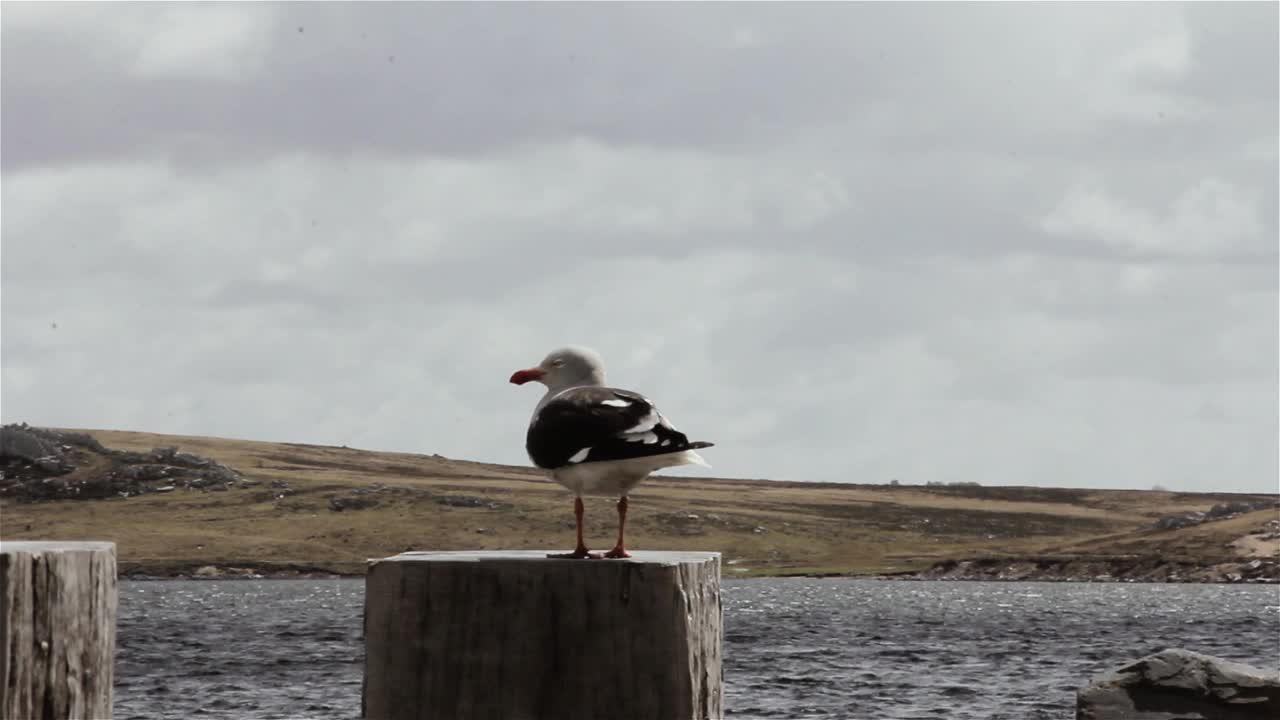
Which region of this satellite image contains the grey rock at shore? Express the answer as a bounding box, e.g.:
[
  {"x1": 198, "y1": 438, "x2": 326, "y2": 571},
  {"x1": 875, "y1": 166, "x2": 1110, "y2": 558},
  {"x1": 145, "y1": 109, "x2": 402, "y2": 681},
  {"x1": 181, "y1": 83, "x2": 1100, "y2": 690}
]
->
[{"x1": 1077, "y1": 648, "x2": 1280, "y2": 719}]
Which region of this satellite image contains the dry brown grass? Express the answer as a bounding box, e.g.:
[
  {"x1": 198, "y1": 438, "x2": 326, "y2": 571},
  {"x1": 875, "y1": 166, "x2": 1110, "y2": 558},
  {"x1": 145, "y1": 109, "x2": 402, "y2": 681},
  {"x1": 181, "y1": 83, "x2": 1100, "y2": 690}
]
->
[{"x1": 1, "y1": 429, "x2": 1274, "y2": 577}]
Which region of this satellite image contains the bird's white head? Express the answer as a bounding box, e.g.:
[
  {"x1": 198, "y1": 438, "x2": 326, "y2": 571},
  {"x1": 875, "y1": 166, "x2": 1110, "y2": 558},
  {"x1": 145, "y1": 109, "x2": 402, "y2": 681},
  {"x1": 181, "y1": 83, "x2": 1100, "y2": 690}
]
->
[{"x1": 509, "y1": 345, "x2": 606, "y2": 392}]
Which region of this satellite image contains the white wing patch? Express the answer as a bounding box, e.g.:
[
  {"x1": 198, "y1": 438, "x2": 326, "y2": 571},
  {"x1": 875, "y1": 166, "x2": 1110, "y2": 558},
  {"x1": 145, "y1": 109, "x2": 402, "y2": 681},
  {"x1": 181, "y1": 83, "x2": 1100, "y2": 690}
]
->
[
  {"x1": 568, "y1": 447, "x2": 591, "y2": 463},
  {"x1": 601, "y1": 398, "x2": 631, "y2": 408},
  {"x1": 622, "y1": 410, "x2": 660, "y2": 434},
  {"x1": 623, "y1": 431, "x2": 659, "y2": 444}
]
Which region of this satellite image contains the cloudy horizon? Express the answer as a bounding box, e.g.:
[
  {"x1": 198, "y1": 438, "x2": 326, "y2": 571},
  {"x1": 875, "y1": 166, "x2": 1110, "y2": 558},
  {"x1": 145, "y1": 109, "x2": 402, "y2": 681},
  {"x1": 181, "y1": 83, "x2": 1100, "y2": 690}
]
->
[{"x1": 2, "y1": 2, "x2": 1276, "y2": 493}]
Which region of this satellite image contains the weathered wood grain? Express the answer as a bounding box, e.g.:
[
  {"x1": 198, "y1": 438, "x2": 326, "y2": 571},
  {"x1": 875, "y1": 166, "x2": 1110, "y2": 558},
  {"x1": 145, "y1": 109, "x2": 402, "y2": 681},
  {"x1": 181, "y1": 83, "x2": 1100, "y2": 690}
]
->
[
  {"x1": 1, "y1": 541, "x2": 117, "y2": 720},
  {"x1": 363, "y1": 550, "x2": 723, "y2": 720}
]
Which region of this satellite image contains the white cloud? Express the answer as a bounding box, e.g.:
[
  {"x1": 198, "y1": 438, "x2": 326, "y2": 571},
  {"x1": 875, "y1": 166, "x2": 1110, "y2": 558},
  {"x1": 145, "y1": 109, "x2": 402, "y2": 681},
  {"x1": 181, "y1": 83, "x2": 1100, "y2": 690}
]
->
[
  {"x1": 128, "y1": 5, "x2": 278, "y2": 80},
  {"x1": 1114, "y1": 12, "x2": 1192, "y2": 80},
  {"x1": 1041, "y1": 178, "x2": 1265, "y2": 258},
  {"x1": 1, "y1": 3, "x2": 278, "y2": 81}
]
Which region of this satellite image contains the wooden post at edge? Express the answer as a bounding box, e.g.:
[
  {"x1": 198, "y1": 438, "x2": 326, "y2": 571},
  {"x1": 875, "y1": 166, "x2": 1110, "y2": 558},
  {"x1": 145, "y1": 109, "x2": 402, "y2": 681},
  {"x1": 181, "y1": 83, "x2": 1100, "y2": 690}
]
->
[{"x1": 1, "y1": 540, "x2": 117, "y2": 720}]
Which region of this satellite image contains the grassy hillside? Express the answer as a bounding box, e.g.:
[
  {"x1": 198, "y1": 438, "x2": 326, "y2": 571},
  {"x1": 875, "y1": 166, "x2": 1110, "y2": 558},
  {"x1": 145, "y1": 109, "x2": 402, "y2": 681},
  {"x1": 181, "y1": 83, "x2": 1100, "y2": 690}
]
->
[{"x1": 2, "y1": 428, "x2": 1276, "y2": 580}]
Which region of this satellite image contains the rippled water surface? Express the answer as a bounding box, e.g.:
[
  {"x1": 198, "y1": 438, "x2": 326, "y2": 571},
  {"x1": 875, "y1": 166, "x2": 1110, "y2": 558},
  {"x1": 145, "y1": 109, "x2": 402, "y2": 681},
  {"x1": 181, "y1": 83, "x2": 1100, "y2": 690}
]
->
[{"x1": 116, "y1": 579, "x2": 1279, "y2": 719}]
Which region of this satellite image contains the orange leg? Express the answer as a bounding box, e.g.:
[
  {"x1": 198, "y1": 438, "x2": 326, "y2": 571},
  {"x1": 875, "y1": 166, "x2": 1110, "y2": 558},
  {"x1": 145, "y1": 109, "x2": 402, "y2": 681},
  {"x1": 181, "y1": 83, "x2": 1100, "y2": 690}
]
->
[
  {"x1": 548, "y1": 496, "x2": 601, "y2": 559},
  {"x1": 603, "y1": 496, "x2": 632, "y2": 559}
]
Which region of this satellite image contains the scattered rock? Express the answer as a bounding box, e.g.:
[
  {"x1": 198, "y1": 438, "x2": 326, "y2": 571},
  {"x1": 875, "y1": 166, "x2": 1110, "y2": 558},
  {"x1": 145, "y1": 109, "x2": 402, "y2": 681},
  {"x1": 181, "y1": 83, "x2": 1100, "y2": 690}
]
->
[
  {"x1": 119, "y1": 464, "x2": 172, "y2": 482},
  {"x1": 1155, "y1": 512, "x2": 1205, "y2": 530},
  {"x1": 194, "y1": 566, "x2": 220, "y2": 578},
  {"x1": 435, "y1": 495, "x2": 510, "y2": 510},
  {"x1": 1207, "y1": 501, "x2": 1259, "y2": 518},
  {"x1": 1076, "y1": 648, "x2": 1280, "y2": 719},
  {"x1": 918, "y1": 556, "x2": 1279, "y2": 584},
  {"x1": 647, "y1": 511, "x2": 709, "y2": 536},
  {"x1": 1154, "y1": 500, "x2": 1276, "y2": 531},
  {"x1": 329, "y1": 495, "x2": 379, "y2": 512}
]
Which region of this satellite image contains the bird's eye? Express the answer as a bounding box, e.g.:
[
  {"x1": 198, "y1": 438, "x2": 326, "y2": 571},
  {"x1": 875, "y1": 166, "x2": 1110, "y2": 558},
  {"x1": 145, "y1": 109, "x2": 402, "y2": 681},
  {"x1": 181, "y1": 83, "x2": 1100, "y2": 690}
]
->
[{"x1": 551, "y1": 359, "x2": 565, "y2": 368}]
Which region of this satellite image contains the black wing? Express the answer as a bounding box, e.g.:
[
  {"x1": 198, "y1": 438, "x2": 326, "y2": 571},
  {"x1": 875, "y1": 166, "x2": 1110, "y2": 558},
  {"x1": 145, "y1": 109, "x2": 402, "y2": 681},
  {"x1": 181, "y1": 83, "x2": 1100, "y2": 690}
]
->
[{"x1": 526, "y1": 387, "x2": 710, "y2": 469}]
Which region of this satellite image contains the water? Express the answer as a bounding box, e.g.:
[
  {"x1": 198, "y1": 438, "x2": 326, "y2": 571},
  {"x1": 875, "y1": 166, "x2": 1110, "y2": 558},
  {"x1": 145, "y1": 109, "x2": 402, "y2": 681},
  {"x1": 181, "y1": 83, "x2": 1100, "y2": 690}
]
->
[{"x1": 116, "y1": 579, "x2": 1280, "y2": 719}]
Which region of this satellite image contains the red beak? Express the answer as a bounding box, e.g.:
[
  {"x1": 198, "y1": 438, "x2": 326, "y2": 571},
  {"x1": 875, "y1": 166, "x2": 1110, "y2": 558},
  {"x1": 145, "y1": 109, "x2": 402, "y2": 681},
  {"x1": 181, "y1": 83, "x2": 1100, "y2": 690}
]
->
[{"x1": 509, "y1": 367, "x2": 545, "y2": 385}]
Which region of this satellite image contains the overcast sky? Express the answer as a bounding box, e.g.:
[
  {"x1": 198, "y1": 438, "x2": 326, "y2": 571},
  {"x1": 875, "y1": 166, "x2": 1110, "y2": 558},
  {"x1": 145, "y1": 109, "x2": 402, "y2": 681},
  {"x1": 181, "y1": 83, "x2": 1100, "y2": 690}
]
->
[{"x1": 2, "y1": 2, "x2": 1276, "y2": 493}]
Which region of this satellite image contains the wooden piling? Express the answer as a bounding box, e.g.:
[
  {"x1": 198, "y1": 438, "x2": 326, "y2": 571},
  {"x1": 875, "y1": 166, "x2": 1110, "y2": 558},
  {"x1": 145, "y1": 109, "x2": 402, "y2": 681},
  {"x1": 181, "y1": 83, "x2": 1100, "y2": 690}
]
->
[
  {"x1": 1, "y1": 541, "x2": 117, "y2": 720},
  {"x1": 362, "y1": 550, "x2": 723, "y2": 720}
]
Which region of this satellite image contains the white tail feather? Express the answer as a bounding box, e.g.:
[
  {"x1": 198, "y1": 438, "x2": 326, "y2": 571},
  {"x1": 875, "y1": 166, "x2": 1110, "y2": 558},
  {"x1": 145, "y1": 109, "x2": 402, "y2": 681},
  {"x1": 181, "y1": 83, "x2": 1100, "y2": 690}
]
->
[{"x1": 676, "y1": 449, "x2": 711, "y2": 468}]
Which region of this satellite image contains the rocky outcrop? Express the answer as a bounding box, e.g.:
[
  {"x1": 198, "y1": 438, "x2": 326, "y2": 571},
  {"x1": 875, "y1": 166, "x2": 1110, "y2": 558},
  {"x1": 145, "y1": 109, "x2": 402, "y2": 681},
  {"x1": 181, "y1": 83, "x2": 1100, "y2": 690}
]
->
[
  {"x1": 1077, "y1": 648, "x2": 1280, "y2": 719},
  {"x1": 0, "y1": 424, "x2": 249, "y2": 501},
  {"x1": 1155, "y1": 500, "x2": 1277, "y2": 531},
  {"x1": 0, "y1": 423, "x2": 100, "y2": 477}
]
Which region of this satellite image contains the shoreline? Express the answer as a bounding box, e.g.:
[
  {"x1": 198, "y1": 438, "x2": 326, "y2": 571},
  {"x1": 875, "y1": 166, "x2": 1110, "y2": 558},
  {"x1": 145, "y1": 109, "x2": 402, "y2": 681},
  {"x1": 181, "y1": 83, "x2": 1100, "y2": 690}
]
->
[
  {"x1": 121, "y1": 574, "x2": 1279, "y2": 584},
  {"x1": 116, "y1": 547, "x2": 1280, "y2": 584},
  {"x1": 118, "y1": 564, "x2": 1279, "y2": 585}
]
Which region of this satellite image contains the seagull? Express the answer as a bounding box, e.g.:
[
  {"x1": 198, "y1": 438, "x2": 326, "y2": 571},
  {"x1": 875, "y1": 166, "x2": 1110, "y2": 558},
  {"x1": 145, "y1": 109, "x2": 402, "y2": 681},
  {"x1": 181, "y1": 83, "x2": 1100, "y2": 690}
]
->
[{"x1": 510, "y1": 346, "x2": 714, "y2": 559}]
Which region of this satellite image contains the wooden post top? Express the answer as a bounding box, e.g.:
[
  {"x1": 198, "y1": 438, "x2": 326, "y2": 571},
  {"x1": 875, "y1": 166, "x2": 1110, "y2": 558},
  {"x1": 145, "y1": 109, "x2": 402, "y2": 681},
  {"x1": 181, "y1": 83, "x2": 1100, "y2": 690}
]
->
[
  {"x1": 370, "y1": 549, "x2": 720, "y2": 566},
  {"x1": 1, "y1": 541, "x2": 116, "y2": 554}
]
